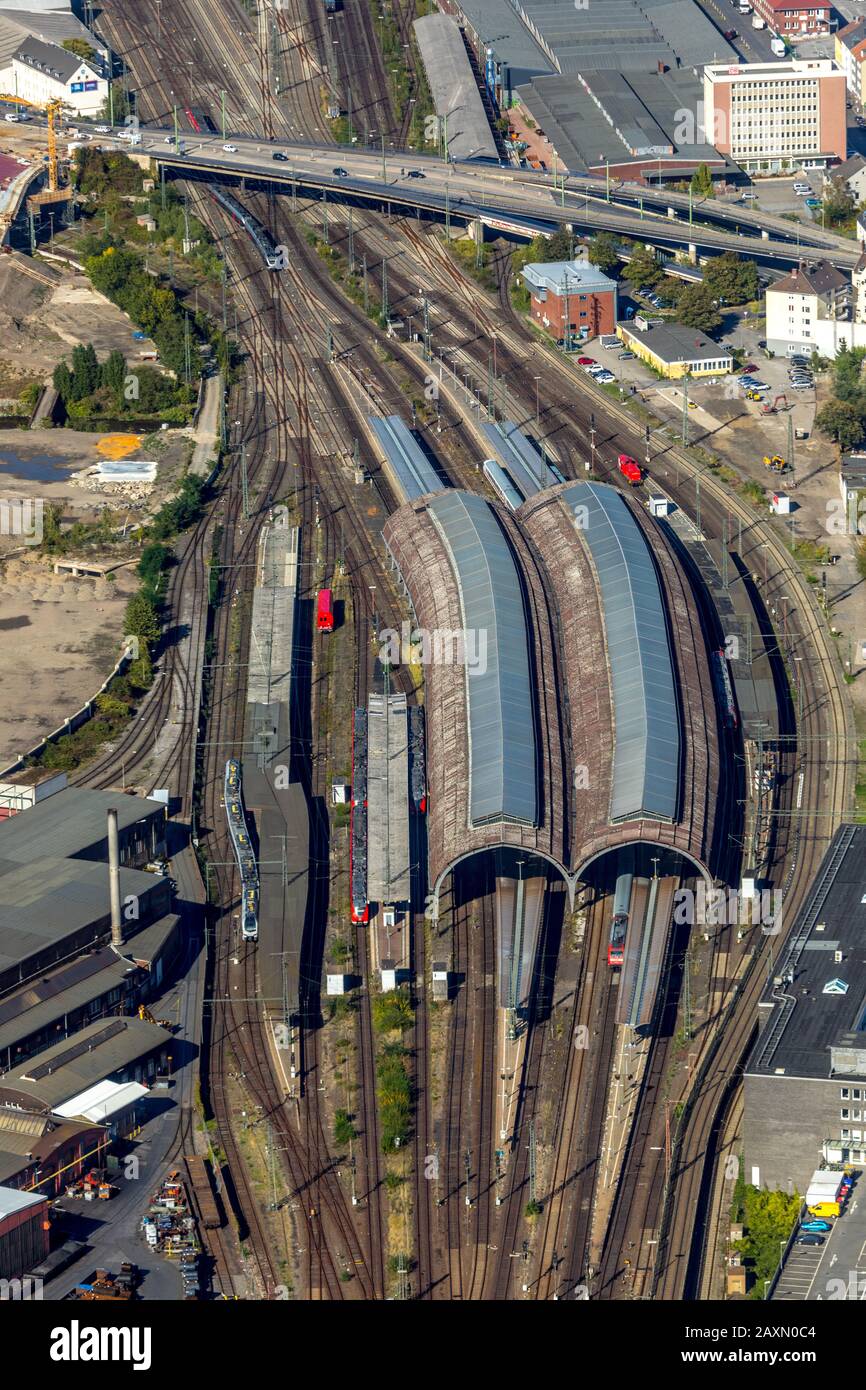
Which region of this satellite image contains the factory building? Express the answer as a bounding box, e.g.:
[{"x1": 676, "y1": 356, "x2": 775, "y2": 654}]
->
[
  {"x1": 0, "y1": 1186, "x2": 49, "y2": 1281},
  {"x1": 744, "y1": 825, "x2": 866, "y2": 1192}
]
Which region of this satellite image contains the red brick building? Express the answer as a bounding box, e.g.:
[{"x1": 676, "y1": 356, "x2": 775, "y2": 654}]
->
[
  {"x1": 521, "y1": 260, "x2": 618, "y2": 344},
  {"x1": 753, "y1": 0, "x2": 831, "y2": 39}
]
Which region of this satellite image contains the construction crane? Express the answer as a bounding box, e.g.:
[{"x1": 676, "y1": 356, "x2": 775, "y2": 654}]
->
[{"x1": 27, "y1": 99, "x2": 73, "y2": 215}]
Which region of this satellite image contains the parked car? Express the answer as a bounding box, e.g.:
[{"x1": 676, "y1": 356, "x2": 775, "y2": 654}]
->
[
  {"x1": 789, "y1": 380, "x2": 812, "y2": 390},
  {"x1": 618, "y1": 351, "x2": 635, "y2": 359},
  {"x1": 577, "y1": 356, "x2": 596, "y2": 366},
  {"x1": 723, "y1": 28, "x2": 738, "y2": 38},
  {"x1": 805, "y1": 197, "x2": 822, "y2": 209},
  {"x1": 742, "y1": 362, "x2": 758, "y2": 372},
  {"x1": 793, "y1": 182, "x2": 812, "y2": 196},
  {"x1": 797, "y1": 1234, "x2": 825, "y2": 1246},
  {"x1": 595, "y1": 371, "x2": 615, "y2": 383},
  {"x1": 800, "y1": 1219, "x2": 832, "y2": 1233},
  {"x1": 747, "y1": 380, "x2": 769, "y2": 392},
  {"x1": 740, "y1": 191, "x2": 758, "y2": 201},
  {"x1": 94, "y1": 124, "x2": 111, "y2": 134}
]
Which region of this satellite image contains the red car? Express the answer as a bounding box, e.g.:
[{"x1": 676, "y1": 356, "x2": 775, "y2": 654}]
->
[
  {"x1": 577, "y1": 356, "x2": 596, "y2": 366},
  {"x1": 723, "y1": 28, "x2": 737, "y2": 39},
  {"x1": 741, "y1": 361, "x2": 758, "y2": 373}
]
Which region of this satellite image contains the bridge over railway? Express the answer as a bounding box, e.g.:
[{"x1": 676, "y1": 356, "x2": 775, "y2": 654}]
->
[{"x1": 94, "y1": 126, "x2": 862, "y2": 271}]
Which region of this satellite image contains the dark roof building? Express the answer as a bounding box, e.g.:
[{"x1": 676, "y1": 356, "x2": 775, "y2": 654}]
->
[
  {"x1": 744, "y1": 824, "x2": 866, "y2": 1190},
  {"x1": 0, "y1": 787, "x2": 166, "y2": 867},
  {"x1": 0, "y1": 1016, "x2": 172, "y2": 1111},
  {"x1": 771, "y1": 259, "x2": 850, "y2": 299}
]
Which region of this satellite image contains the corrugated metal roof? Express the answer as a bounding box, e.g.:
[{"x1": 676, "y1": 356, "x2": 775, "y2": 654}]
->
[
  {"x1": 480, "y1": 419, "x2": 559, "y2": 497},
  {"x1": 0, "y1": 1185, "x2": 45, "y2": 1216},
  {"x1": 413, "y1": 13, "x2": 499, "y2": 161},
  {"x1": 3, "y1": 1017, "x2": 170, "y2": 1108},
  {"x1": 368, "y1": 415, "x2": 445, "y2": 504},
  {"x1": 53, "y1": 1079, "x2": 148, "y2": 1122},
  {"x1": 427, "y1": 491, "x2": 537, "y2": 826},
  {"x1": 564, "y1": 482, "x2": 680, "y2": 822},
  {"x1": 0, "y1": 787, "x2": 164, "y2": 866}
]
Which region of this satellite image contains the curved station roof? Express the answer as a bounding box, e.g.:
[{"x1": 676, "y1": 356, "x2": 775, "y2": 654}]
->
[{"x1": 382, "y1": 479, "x2": 721, "y2": 896}]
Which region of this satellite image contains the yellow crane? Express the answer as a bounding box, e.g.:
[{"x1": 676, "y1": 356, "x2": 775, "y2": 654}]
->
[{"x1": 26, "y1": 98, "x2": 73, "y2": 216}]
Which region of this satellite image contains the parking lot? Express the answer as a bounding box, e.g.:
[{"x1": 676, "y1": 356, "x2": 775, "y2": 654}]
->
[{"x1": 773, "y1": 1186, "x2": 866, "y2": 1300}]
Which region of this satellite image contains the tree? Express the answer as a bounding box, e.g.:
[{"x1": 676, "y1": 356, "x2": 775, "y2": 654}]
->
[
  {"x1": 815, "y1": 398, "x2": 866, "y2": 451},
  {"x1": 587, "y1": 232, "x2": 620, "y2": 276},
  {"x1": 52, "y1": 361, "x2": 72, "y2": 403},
  {"x1": 137, "y1": 542, "x2": 172, "y2": 587},
  {"x1": 690, "y1": 163, "x2": 713, "y2": 198},
  {"x1": 124, "y1": 591, "x2": 161, "y2": 644},
  {"x1": 62, "y1": 38, "x2": 96, "y2": 61},
  {"x1": 702, "y1": 252, "x2": 759, "y2": 306},
  {"x1": 101, "y1": 348, "x2": 126, "y2": 404},
  {"x1": 822, "y1": 176, "x2": 856, "y2": 228},
  {"x1": 626, "y1": 245, "x2": 664, "y2": 291},
  {"x1": 675, "y1": 282, "x2": 722, "y2": 333},
  {"x1": 95, "y1": 692, "x2": 130, "y2": 721}
]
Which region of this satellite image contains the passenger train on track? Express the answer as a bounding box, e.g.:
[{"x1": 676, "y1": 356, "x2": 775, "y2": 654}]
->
[
  {"x1": 225, "y1": 758, "x2": 259, "y2": 941},
  {"x1": 208, "y1": 184, "x2": 282, "y2": 271}
]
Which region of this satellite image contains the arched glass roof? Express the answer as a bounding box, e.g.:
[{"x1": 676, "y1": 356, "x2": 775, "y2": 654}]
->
[
  {"x1": 563, "y1": 482, "x2": 681, "y2": 822},
  {"x1": 428, "y1": 491, "x2": 538, "y2": 827}
]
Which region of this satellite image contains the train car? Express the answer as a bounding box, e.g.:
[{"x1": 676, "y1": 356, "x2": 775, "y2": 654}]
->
[
  {"x1": 711, "y1": 648, "x2": 738, "y2": 730},
  {"x1": 350, "y1": 708, "x2": 368, "y2": 924},
  {"x1": 185, "y1": 1154, "x2": 222, "y2": 1230},
  {"x1": 324, "y1": 0, "x2": 338, "y2": 11},
  {"x1": 408, "y1": 705, "x2": 427, "y2": 813},
  {"x1": 184, "y1": 105, "x2": 216, "y2": 134},
  {"x1": 207, "y1": 184, "x2": 282, "y2": 270},
  {"x1": 548, "y1": 461, "x2": 566, "y2": 484},
  {"x1": 224, "y1": 758, "x2": 260, "y2": 943},
  {"x1": 482, "y1": 456, "x2": 524, "y2": 511},
  {"x1": 609, "y1": 871, "x2": 632, "y2": 967},
  {"x1": 317, "y1": 587, "x2": 335, "y2": 633}
]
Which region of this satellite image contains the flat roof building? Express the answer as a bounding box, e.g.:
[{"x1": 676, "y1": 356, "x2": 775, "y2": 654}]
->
[
  {"x1": 522, "y1": 259, "x2": 618, "y2": 342},
  {"x1": 517, "y1": 67, "x2": 731, "y2": 183},
  {"x1": 0, "y1": 1183, "x2": 49, "y2": 1280},
  {"x1": 618, "y1": 319, "x2": 734, "y2": 378},
  {"x1": 703, "y1": 59, "x2": 846, "y2": 174},
  {"x1": 0, "y1": 786, "x2": 166, "y2": 867},
  {"x1": 744, "y1": 824, "x2": 866, "y2": 1190}
]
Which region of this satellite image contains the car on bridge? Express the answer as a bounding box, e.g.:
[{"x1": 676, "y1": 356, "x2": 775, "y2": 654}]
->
[
  {"x1": 407, "y1": 169, "x2": 425, "y2": 178},
  {"x1": 223, "y1": 143, "x2": 238, "y2": 153},
  {"x1": 272, "y1": 151, "x2": 288, "y2": 161},
  {"x1": 333, "y1": 166, "x2": 348, "y2": 177}
]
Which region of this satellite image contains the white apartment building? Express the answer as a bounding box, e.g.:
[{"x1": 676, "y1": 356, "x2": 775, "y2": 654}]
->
[
  {"x1": 1, "y1": 34, "x2": 107, "y2": 115},
  {"x1": 765, "y1": 257, "x2": 866, "y2": 357},
  {"x1": 703, "y1": 59, "x2": 846, "y2": 173}
]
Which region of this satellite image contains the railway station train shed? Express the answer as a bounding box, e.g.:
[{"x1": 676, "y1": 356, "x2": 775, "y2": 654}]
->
[
  {"x1": 382, "y1": 479, "x2": 721, "y2": 903},
  {"x1": 413, "y1": 12, "x2": 500, "y2": 163}
]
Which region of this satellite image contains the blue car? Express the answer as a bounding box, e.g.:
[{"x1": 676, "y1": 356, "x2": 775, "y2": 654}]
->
[{"x1": 800, "y1": 1219, "x2": 832, "y2": 1233}]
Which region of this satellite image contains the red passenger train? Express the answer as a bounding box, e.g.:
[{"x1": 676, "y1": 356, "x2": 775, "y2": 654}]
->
[{"x1": 317, "y1": 588, "x2": 334, "y2": 633}]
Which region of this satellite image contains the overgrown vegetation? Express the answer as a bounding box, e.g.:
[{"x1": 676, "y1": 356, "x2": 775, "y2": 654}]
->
[
  {"x1": 52, "y1": 341, "x2": 195, "y2": 425},
  {"x1": 372, "y1": 990, "x2": 414, "y2": 1034},
  {"x1": 376, "y1": 1041, "x2": 412, "y2": 1152},
  {"x1": 730, "y1": 1171, "x2": 800, "y2": 1297}
]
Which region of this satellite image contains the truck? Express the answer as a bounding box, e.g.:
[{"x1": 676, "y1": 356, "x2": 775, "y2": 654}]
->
[
  {"x1": 805, "y1": 1170, "x2": 844, "y2": 1217},
  {"x1": 618, "y1": 453, "x2": 643, "y2": 485},
  {"x1": 770, "y1": 36, "x2": 786, "y2": 55},
  {"x1": 752, "y1": 13, "x2": 765, "y2": 25}
]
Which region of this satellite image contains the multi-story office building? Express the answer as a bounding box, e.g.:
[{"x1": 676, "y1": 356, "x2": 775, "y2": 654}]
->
[{"x1": 703, "y1": 59, "x2": 846, "y2": 173}]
